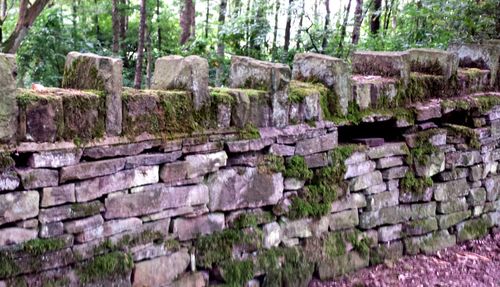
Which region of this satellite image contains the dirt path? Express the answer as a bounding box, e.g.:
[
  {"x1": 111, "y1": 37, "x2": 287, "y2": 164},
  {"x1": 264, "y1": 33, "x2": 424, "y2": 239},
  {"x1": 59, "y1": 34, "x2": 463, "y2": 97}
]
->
[{"x1": 310, "y1": 231, "x2": 500, "y2": 287}]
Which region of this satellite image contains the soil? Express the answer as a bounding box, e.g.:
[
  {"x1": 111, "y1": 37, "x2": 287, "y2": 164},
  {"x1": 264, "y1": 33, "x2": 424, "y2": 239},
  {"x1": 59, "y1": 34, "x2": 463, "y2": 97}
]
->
[{"x1": 310, "y1": 231, "x2": 500, "y2": 287}]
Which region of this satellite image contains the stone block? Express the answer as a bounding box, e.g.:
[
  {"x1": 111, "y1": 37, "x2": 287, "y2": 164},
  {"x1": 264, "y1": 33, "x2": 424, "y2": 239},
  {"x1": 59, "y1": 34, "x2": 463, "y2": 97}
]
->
[
  {"x1": 64, "y1": 214, "x2": 104, "y2": 234},
  {"x1": 207, "y1": 167, "x2": 283, "y2": 211},
  {"x1": 331, "y1": 193, "x2": 367, "y2": 213},
  {"x1": 229, "y1": 89, "x2": 272, "y2": 128},
  {"x1": 60, "y1": 158, "x2": 126, "y2": 183},
  {"x1": 41, "y1": 184, "x2": 75, "y2": 207},
  {"x1": 152, "y1": 55, "x2": 209, "y2": 110},
  {"x1": 381, "y1": 166, "x2": 409, "y2": 180},
  {"x1": 39, "y1": 201, "x2": 104, "y2": 223},
  {"x1": 437, "y1": 210, "x2": 471, "y2": 229},
  {"x1": 0, "y1": 191, "x2": 39, "y2": 225},
  {"x1": 61, "y1": 90, "x2": 106, "y2": 140},
  {"x1": 17, "y1": 168, "x2": 58, "y2": 189},
  {"x1": 352, "y1": 51, "x2": 411, "y2": 84},
  {"x1": 484, "y1": 175, "x2": 500, "y2": 201},
  {"x1": 468, "y1": 187, "x2": 487, "y2": 206},
  {"x1": 351, "y1": 76, "x2": 398, "y2": 110},
  {"x1": 359, "y1": 202, "x2": 436, "y2": 229},
  {"x1": 403, "y1": 217, "x2": 438, "y2": 236},
  {"x1": 0, "y1": 227, "x2": 37, "y2": 246},
  {"x1": 0, "y1": 53, "x2": 17, "y2": 143},
  {"x1": 17, "y1": 92, "x2": 62, "y2": 142},
  {"x1": 125, "y1": 151, "x2": 182, "y2": 169},
  {"x1": 39, "y1": 222, "x2": 64, "y2": 238},
  {"x1": 404, "y1": 230, "x2": 456, "y2": 255},
  {"x1": 226, "y1": 137, "x2": 275, "y2": 153},
  {"x1": 349, "y1": 171, "x2": 383, "y2": 191},
  {"x1": 62, "y1": 51, "x2": 123, "y2": 135},
  {"x1": 328, "y1": 209, "x2": 359, "y2": 231},
  {"x1": 399, "y1": 186, "x2": 433, "y2": 203},
  {"x1": 160, "y1": 151, "x2": 227, "y2": 183},
  {"x1": 0, "y1": 170, "x2": 20, "y2": 191},
  {"x1": 230, "y1": 55, "x2": 291, "y2": 92},
  {"x1": 76, "y1": 217, "x2": 142, "y2": 243},
  {"x1": 105, "y1": 184, "x2": 209, "y2": 219},
  {"x1": 366, "y1": 190, "x2": 399, "y2": 211},
  {"x1": 414, "y1": 151, "x2": 445, "y2": 177},
  {"x1": 263, "y1": 222, "x2": 282, "y2": 249},
  {"x1": 376, "y1": 156, "x2": 403, "y2": 169},
  {"x1": 317, "y1": 251, "x2": 369, "y2": 280},
  {"x1": 378, "y1": 224, "x2": 402, "y2": 242},
  {"x1": 29, "y1": 149, "x2": 82, "y2": 168},
  {"x1": 370, "y1": 241, "x2": 403, "y2": 265},
  {"x1": 433, "y1": 178, "x2": 470, "y2": 201},
  {"x1": 295, "y1": 132, "x2": 337, "y2": 156},
  {"x1": 456, "y1": 217, "x2": 492, "y2": 242},
  {"x1": 367, "y1": 142, "x2": 408, "y2": 159},
  {"x1": 292, "y1": 53, "x2": 350, "y2": 114},
  {"x1": 172, "y1": 213, "x2": 225, "y2": 241},
  {"x1": 83, "y1": 141, "x2": 155, "y2": 159},
  {"x1": 344, "y1": 161, "x2": 376, "y2": 179},
  {"x1": 437, "y1": 167, "x2": 468, "y2": 181},
  {"x1": 281, "y1": 218, "x2": 312, "y2": 239},
  {"x1": 132, "y1": 250, "x2": 190, "y2": 287},
  {"x1": 437, "y1": 197, "x2": 468, "y2": 214},
  {"x1": 408, "y1": 48, "x2": 458, "y2": 80}
]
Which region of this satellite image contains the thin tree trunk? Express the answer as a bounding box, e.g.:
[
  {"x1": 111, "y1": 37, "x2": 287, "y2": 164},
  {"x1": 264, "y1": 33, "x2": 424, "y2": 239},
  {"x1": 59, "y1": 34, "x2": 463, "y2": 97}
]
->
[
  {"x1": 215, "y1": 0, "x2": 227, "y2": 86},
  {"x1": 337, "y1": 0, "x2": 352, "y2": 54},
  {"x1": 134, "y1": 0, "x2": 146, "y2": 89},
  {"x1": 245, "y1": 0, "x2": 252, "y2": 55},
  {"x1": 146, "y1": 30, "x2": 152, "y2": 88},
  {"x1": 351, "y1": 0, "x2": 363, "y2": 45},
  {"x1": 283, "y1": 0, "x2": 293, "y2": 60},
  {"x1": 295, "y1": 0, "x2": 304, "y2": 50},
  {"x1": 156, "y1": 0, "x2": 161, "y2": 51},
  {"x1": 321, "y1": 0, "x2": 330, "y2": 52},
  {"x1": 205, "y1": 0, "x2": 210, "y2": 38},
  {"x1": 0, "y1": 0, "x2": 6, "y2": 43},
  {"x1": 496, "y1": 0, "x2": 500, "y2": 38},
  {"x1": 112, "y1": 0, "x2": 120, "y2": 54},
  {"x1": 313, "y1": 0, "x2": 319, "y2": 23},
  {"x1": 180, "y1": 0, "x2": 195, "y2": 44},
  {"x1": 271, "y1": 0, "x2": 280, "y2": 62},
  {"x1": 94, "y1": 0, "x2": 101, "y2": 43},
  {"x1": 71, "y1": 1, "x2": 78, "y2": 48},
  {"x1": 120, "y1": 0, "x2": 129, "y2": 67},
  {"x1": 370, "y1": 0, "x2": 381, "y2": 34}
]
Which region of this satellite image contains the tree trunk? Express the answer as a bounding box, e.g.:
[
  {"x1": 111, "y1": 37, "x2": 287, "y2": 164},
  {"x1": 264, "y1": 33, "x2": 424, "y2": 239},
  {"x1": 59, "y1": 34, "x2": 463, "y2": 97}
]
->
[
  {"x1": 337, "y1": 0, "x2": 352, "y2": 54},
  {"x1": 496, "y1": 0, "x2": 500, "y2": 38},
  {"x1": 156, "y1": 0, "x2": 161, "y2": 51},
  {"x1": 112, "y1": 0, "x2": 120, "y2": 54},
  {"x1": 370, "y1": 0, "x2": 381, "y2": 34},
  {"x1": 245, "y1": 0, "x2": 252, "y2": 55},
  {"x1": 120, "y1": 0, "x2": 129, "y2": 67},
  {"x1": 134, "y1": 0, "x2": 146, "y2": 89},
  {"x1": 283, "y1": 0, "x2": 293, "y2": 60},
  {"x1": 215, "y1": 0, "x2": 227, "y2": 86},
  {"x1": 180, "y1": 0, "x2": 195, "y2": 44},
  {"x1": 271, "y1": 0, "x2": 280, "y2": 62},
  {"x1": 2, "y1": 0, "x2": 50, "y2": 53},
  {"x1": 205, "y1": 0, "x2": 210, "y2": 39},
  {"x1": 94, "y1": 0, "x2": 100, "y2": 44},
  {"x1": 146, "y1": 30, "x2": 152, "y2": 89},
  {"x1": 313, "y1": 0, "x2": 319, "y2": 23},
  {"x1": 295, "y1": 0, "x2": 304, "y2": 50},
  {"x1": 321, "y1": 0, "x2": 330, "y2": 52},
  {"x1": 351, "y1": 0, "x2": 363, "y2": 45}
]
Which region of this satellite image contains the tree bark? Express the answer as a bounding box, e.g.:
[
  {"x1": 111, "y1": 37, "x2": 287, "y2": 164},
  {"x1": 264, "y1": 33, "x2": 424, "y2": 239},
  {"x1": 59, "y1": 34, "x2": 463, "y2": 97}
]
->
[
  {"x1": 321, "y1": 0, "x2": 330, "y2": 52},
  {"x1": 156, "y1": 0, "x2": 161, "y2": 51},
  {"x1": 370, "y1": 0, "x2": 382, "y2": 35},
  {"x1": 146, "y1": 30, "x2": 152, "y2": 88},
  {"x1": 2, "y1": 0, "x2": 50, "y2": 53},
  {"x1": 112, "y1": 0, "x2": 120, "y2": 54},
  {"x1": 120, "y1": 0, "x2": 129, "y2": 67},
  {"x1": 134, "y1": 0, "x2": 146, "y2": 89},
  {"x1": 337, "y1": 0, "x2": 352, "y2": 54},
  {"x1": 244, "y1": 0, "x2": 252, "y2": 55},
  {"x1": 496, "y1": 0, "x2": 500, "y2": 38},
  {"x1": 180, "y1": 0, "x2": 195, "y2": 44},
  {"x1": 283, "y1": 0, "x2": 293, "y2": 60},
  {"x1": 351, "y1": 0, "x2": 363, "y2": 45},
  {"x1": 313, "y1": 0, "x2": 319, "y2": 23},
  {"x1": 205, "y1": 0, "x2": 210, "y2": 38},
  {"x1": 271, "y1": 0, "x2": 280, "y2": 61},
  {"x1": 295, "y1": 0, "x2": 304, "y2": 50},
  {"x1": 215, "y1": 0, "x2": 227, "y2": 86}
]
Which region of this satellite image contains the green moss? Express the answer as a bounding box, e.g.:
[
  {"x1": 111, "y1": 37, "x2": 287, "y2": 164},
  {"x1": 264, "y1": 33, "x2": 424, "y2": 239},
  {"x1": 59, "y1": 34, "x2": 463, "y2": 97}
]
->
[
  {"x1": 210, "y1": 88, "x2": 236, "y2": 105},
  {"x1": 195, "y1": 229, "x2": 245, "y2": 268},
  {"x1": 115, "y1": 230, "x2": 165, "y2": 249},
  {"x1": 258, "y1": 247, "x2": 314, "y2": 287},
  {"x1": 22, "y1": 238, "x2": 66, "y2": 256},
  {"x1": 410, "y1": 59, "x2": 443, "y2": 75},
  {"x1": 445, "y1": 124, "x2": 481, "y2": 149},
  {"x1": 16, "y1": 91, "x2": 41, "y2": 109},
  {"x1": 407, "y1": 141, "x2": 438, "y2": 166},
  {"x1": 475, "y1": 95, "x2": 500, "y2": 113},
  {"x1": 0, "y1": 152, "x2": 14, "y2": 171},
  {"x1": 0, "y1": 254, "x2": 19, "y2": 278},
  {"x1": 164, "y1": 238, "x2": 181, "y2": 251},
  {"x1": 61, "y1": 93, "x2": 106, "y2": 141},
  {"x1": 70, "y1": 202, "x2": 102, "y2": 217},
  {"x1": 289, "y1": 80, "x2": 328, "y2": 104},
  {"x1": 9, "y1": 277, "x2": 27, "y2": 287},
  {"x1": 283, "y1": 156, "x2": 313, "y2": 180},
  {"x1": 220, "y1": 259, "x2": 255, "y2": 286},
  {"x1": 459, "y1": 219, "x2": 490, "y2": 239},
  {"x1": 238, "y1": 123, "x2": 260, "y2": 140},
  {"x1": 324, "y1": 233, "x2": 347, "y2": 258},
  {"x1": 258, "y1": 155, "x2": 285, "y2": 174},
  {"x1": 233, "y1": 212, "x2": 274, "y2": 229},
  {"x1": 401, "y1": 172, "x2": 433, "y2": 195},
  {"x1": 77, "y1": 251, "x2": 133, "y2": 284},
  {"x1": 41, "y1": 277, "x2": 70, "y2": 287},
  {"x1": 62, "y1": 57, "x2": 105, "y2": 91}
]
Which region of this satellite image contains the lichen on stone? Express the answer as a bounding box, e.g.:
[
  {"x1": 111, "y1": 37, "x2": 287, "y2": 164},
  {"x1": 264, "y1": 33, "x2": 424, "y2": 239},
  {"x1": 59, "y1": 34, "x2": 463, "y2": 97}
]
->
[{"x1": 400, "y1": 171, "x2": 433, "y2": 195}]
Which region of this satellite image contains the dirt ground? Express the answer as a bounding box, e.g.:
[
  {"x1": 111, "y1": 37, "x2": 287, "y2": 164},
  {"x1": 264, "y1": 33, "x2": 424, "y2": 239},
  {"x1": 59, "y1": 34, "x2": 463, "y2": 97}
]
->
[{"x1": 310, "y1": 231, "x2": 500, "y2": 287}]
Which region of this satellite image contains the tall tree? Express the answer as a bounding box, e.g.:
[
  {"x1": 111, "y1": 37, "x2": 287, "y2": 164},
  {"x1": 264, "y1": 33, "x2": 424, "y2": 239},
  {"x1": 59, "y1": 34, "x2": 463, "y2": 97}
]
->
[
  {"x1": 120, "y1": 0, "x2": 129, "y2": 67},
  {"x1": 156, "y1": 0, "x2": 161, "y2": 51},
  {"x1": 321, "y1": 0, "x2": 330, "y2": 52},
  {"x1": 351, "y1": 0, "x2": 363, "y2": 45},
  {"x1": 94, "y1": 0, "x2": 101, "y2": 44},
  {"x1": 180, "y1": 0, "x2": 195, "y2": 44},
  {"x1": 271, "y1": 0, "x2": 280, "y2": 61},
  {"x1": 2, "y1": 0, "x2": 50, "y2": 53},
  {"x1": 337, "y1": 0, "x2": 352, "y2": 54},
  {"x1": 496, "y1": 0, "x2": 500, "y2": 38},
  {"x1": 112, "y1": 0, "x2": 120, "y2": 54},
  {"x1": 215, "y1": 0, "x2": 227, "y2": 86},
  {"x1": 283, "y1": 0, "x2": 293, "y2": 60},
  {"x1": 134, "y1": 0, "x2": 146, "y2": 89},
  {"x1": 295, "y1": 0, "x2": 304, "y2": 50},
  {"x1": 205, "y1": 0, "x2": 210, "y2": 38},
  {"x1": 370, "y1": 0, "x2": 382, "y2": 34}
]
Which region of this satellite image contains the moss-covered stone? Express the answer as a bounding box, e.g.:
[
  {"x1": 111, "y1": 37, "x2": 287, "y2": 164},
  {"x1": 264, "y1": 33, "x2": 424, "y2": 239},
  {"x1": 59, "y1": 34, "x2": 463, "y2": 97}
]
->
[
  {"x1": 444, "y1": 123, "x2": 481, "y2": 149},
  {"x1": 283, "y1": 156, "x2": 313, "y2": 180},
  {"x1": 77, "y1": 251, "x2": 133, "y2": 284},
  {"x1": 456, "y1": 217, "x2": 491, "y2": 242},
  {"x1": 400, "y1": 172, "x2": 433, "y2": 195},
  {"x1": 22, "y1": 238, "x2": 66, "y2": 256}
]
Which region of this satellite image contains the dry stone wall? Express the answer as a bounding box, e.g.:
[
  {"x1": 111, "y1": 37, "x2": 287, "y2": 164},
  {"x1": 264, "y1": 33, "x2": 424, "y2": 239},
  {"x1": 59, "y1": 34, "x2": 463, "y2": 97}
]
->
[{"x1": 0, "y1": 42, "x2": 499, "y2": 286}]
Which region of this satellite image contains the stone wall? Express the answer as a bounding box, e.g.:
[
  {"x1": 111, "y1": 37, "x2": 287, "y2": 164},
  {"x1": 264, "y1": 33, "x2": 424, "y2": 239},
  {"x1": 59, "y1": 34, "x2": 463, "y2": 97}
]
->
[{"x1": 0, "y1": 42, "x2": 499, "y2": 286}]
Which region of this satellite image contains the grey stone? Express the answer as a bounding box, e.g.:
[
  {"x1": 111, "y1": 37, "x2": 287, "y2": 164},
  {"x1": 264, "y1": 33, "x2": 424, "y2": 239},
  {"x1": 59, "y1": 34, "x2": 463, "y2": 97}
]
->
[
  {"x1": 125, "y1": 151, "x2": 182, "y2": 169},
  {"x1": 41, "y1": 184, "x2": 75, "y2": 207},
  {"x1": 284, "y1": 178, "x2": 305, "y2": 190},
  {"x1": 226, "y1": 138, "x2": 274, "y2": 153},
  {"x1": 160, "y1": 151, "x2": 227, "y2": 183},
  {"x1": 16, "y1": 219, "x2": 38, "y2": 229},
  {"x1": 39, "y1": 222, "x2": 64, "y2": 238},
  {"x1": 403, "y1": 217, "x2": 438, "y2": 236},
  {"x1": 414, "y1": 102, "x2": 442, "y2": 121},
  {"x1": 29, "y1": 150, "x2": 82, "y2": 168},
  {"x1": 295, "y1": 133, "x2": 337, "y2": 156},
  {"x1": 207, "y1": 167, "x2": 283, "y2": 211},
  {"x1": 400, "y1": 186, "x2": 433, "y2": 203},
  {"x1": 367, "y1": 142, "x2": 408, "y2": 159},
  {"x1": 0, "y1": 191, "x2": 39, "y2": 225},
  {"x1": 269, "y1": 144, "x2": 295, "y2": 156},
  {"x1": 438, "y1": 210, "x2": 471, "y2": 229},
  {"x1": 414, "y1": 152, "x2": 445, "y2": 177},
  {"x1": 169, "y1": 272, "x2": 207, "y2": 287},
  {"x1": 83, "y1": 142, "x2": 156, "y2": 159},
  {"x1": 349, "y1": 171, "x2": 383, "y2": 191},
  {"x1": 229, "y1": 55, "x2": 290, "y2": 92},
  {"x1": 17, "y1": 168, "x2": 59, "y2": 189},
  {"x1": 39, "y1": 201, "x2": 104, "y2": 223},
  {"x1": 378, "y1": 224, "x2": 402, "y2": 242},
  {"x1": 60, "y1": 158, "x2": 126, "y2": 183},
  {"x1": 132, "y1": 250, "x2": 190, "y2": 287},
  {"x1": 304, "y1": 152, "x2": 329, "y2": 168},
  {"x1": 0, "y1": 53, "x2": 17, "y2": 143},
  {"x1": 408, "y1": 48, "x2": 458, "y2": 80},
  {"x1": 364, "y1": 183, "x2": 387, "y2": 195},
  {"x1": 344, "y1": 161, "x2": 376, "y2": 179},
  {"x1": 370, "y1": 241, "x2": 403, "y2": 265},
  {"x1": 292, "y1": 53, "x2": 350, "y2": 114},
  {"x1": 0, "y1": 170, "x2": 19, "y2": 191},
  {"x1": 76, "y1": 217, "x2": 142, "y2": 243},
  {"x1": 359, "y1": 202, "x2": 436, "y2": 229},
  {"x1": 328, "y1": 209, "x2": 359, "y2": 231},
  {"x1": 331, "y1": 193, "x2": 367, "y2": 213},
  {"x1": 263, "y1": 222, "x2": 281, "y2": 249},
  {"x1": 456, "y1": 217, "x2": 492, "y2": 242},
  {"x1": 376, "y1": 157, "x2": 403, "y2": 169},
  {"x1": 404, "y1": 230, "x2": 456, "y2": 255},
  {"x1": 75, "y1": 165, "x2": 159, "y2": 202},
  {"x1": 352, "y1": 51, "x2": 410, "y2": 84},
  {"x1": 437, "y1": 168, "x2": 468, "y2": 181},
  {"x1": 63, "y1": 52, "x2": 123, "y2": 135},
  {"x1": 437, "y1": 198, "x2": 469, "y2": 214},
  {"x1": 445, "y1": 151, "x2": 481, "y2": 168},
  {"x1": 468, "y1": 187, "x2": 487, "y2": 206},
  {"x1": 382, "y1": 166, "x2": 409, "y2": 180},
  {"x1": 317, "y1": 251, "x2": 369, "y2": 280},
  {"x1": 281, "y1": 218, "x2": 312, "y2": 239},
  {"x1": 345, "y1": 152, "x2": 368, "y2": 165},
  {"x1": 366, "y1": 190, "x2": 399, "y2": 211},
  {"x1": 142, "y1": 205, "x2": 208, "y2": 222},
  {"x1": 433, "y1": 178, "x2": 470, "y2": 201},
  {"x1": 172, "y1": 213, "x2": 225, "y2": 241},
  {"x1": 105, "y1": 184, "x2": 209, "y2": 219},
  {"x1": 484, "y1": 176, "x2": 500, "y2": 201},
  {"x1": 468, "y1": 164, "x2": 484, "y2": 182},
  {"x1": 64, "y1": 214, "x2": 104, "y2": 234},
  {"x1": 230, "y1": 89, "x2": 273, "y2": 128},
  {"x1": 0, "y1": 228, "x2": 37, "y2": 246}
]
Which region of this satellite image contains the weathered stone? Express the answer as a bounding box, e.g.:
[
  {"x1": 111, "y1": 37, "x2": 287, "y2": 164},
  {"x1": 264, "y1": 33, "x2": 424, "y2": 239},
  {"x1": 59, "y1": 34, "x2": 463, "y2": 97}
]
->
[
  {"x1": 105, "y1": 184, "x2": 209, "y2": 219},
  {"x1": 351, "y1": 76, "x2": 398, "y2": 110},
  {"x1": 445, "y1": 151, "x2": 481, "y2": 168},
  {"x1": 408, "y1": 48, "x2": 458, "y2": 80},
  {"x1": 269, "y1": 144, "x2": 295, "y2": 156},
  {"x1": 344, "y1": 161, "x2": 376, "y2": 179},
  {"x1": 352, "y1": 51, "x2": 410, "y2": 84},
  {"x1": 433, "y1": 178, "x2": 469, "y2": 201},
  {"x1": 125, "y1": 152, "x2": 182, "y2": 169},
  {"x1": 485, "y1": 211, "x2": 500, "y2": 226},
  {"x1": 18, "y1": 93, "x2": 62, "y2": 142},
  {"x1": 160, "y1": 151, "x2": 227, "y2": 183},
  {"x1": 366, "y1": 190, "x2": 399, "y2": 211},
  {"x1": 169, "y1": 272, "x2": 206, "y2": 287},
  {"x1": 414, "y1": 102, "x2": 442, "y2": 121},
  {"x1": 39, "y1": 201, "x2": 104, "y2": 223},
  {"x1": 468, "y1": 164, "x2": 484, "y2": 182},
  {"x1": 142, "y1": 205, "x2": 208, "y2": 222},
  {"x1": 39, "y1": 222, "x2": 64, "y2": 238},
  {"x1": 262, "y1": 222, "x2": 281, "y2": 249},
  {"x1": 399, "y1": 186, "x2": 433, "y2": 203},
  {"x1": 0, "y1": 191, "x2": 39, "y2": 225},
  {"x1": 414, "y1": 152, "x2": 445, "y2": 177},
  {"x1": 403, "y1": 217, "x2": 438, "y2": 236},
  {"x1": 381, "y1": 166, "x2": 409, "y2": 180},
  {"x1": 328, "y1": 209, "x2": 359, "y2": 231},
  {"x1": 437, "y1": 210, "x2": 471, "y2": 229},
  {"x1": 133, "y1": 250, "x2": 190, "y2": 287},
  {"x1": 292, "y1": 53, "x2": 350, "y2": 114},
  {"x1": 63, "y1": 52, "x2": 123, "y2": 135},
  {"x1": 331, "y1": 193, "x2": 367, "y2": 213},
  {"x1": 437, "y1": 198, "x2": 469, "y2": 214},
  {"x1": 359, "y1": 203, "x2": 436, "y2": 229},
  {"x1": 349, "y1": 171, "x2": 383, "y2": 191},
  {"x1": 281, "y1": 218, "x2": 312, "y2": 239},
  {"x1": 226, "y1": 138, "x2": 274, "y2": 153},
  {"x1": 29, "y1": 149, "x2": 82, "y2": 168},
  {"x1": 0, "y1": 53, "x2": 17, "y2": 143},
  {"x1": 367, "y1": 142, "x2": 408, "y2": 159},
  {"x1": 172, "y1": 213, "x2": 225, "y2": 241},
  {"x1": 41, "y1": 184, "x2": 75, "y2": 207},
  {"x1": 64, "y1": 214, "x2": 104, "y2": 234},
  {"x1": 16, "y1": 219, "x2": 38, "y2": 229},
  {"x1": 404, "y1": 230, "x2": 456, "y2": 255},
  {"x1": 76, "y1": 217, "x2": 142, "y2": 243},
  {"x1": 378, "y1": 224, "x2": 402, "y2": 242},
  {"x1": 376, "y1": 157, "x2": 403, "y2": 169},
  {"x1": 17, "y1": 168, "x2": 58, "y2": 189},
  {"x1": 484, "y1": 176, "x2": 500, "y2": 201},
  {"x1": 284, "y1": 178, "x2": 305, "y2": 190},
  {"x1": 295, "y1": 133, "x2": 337, "y2": 156},
  {"x1": 60, "y1": 158, "x2": 126, "y2": 182},
  {"x1": 317, "y1": 251, "x2": 369, "y2": 280},
  {"x1": 364, "y1": 183, "x2": 387, "y2": 195},
  {"x1": 304, "y1": 152, "x2": 329, "y2": 168},
  {"x1": 207, "y1": 167, "x2": 283, "y2": 211},
  {"x1": 230, "y1": 89, "x2": 273, "y2": 128},
  {"x1": 75, "y1": 165, "x2": 159, "y2": 202},
  {"x1": 0, "y1": 170, "x2": 19, "y2": 191},
  {"x1": 0, "y1": 228, "x2": 37, "y2": 246},
  {"x1": 437, "y1": 168, "x2": 468, "y2": 181},
  {"x1": 370, "y1": 241, "x2": 403, "y2": 265},
  {"x1": 468, "y1": 187, "x2": 487, "y2": 206},
  {"x1": 182, "y1": 141, "x2": 224, "y2": 154},
  {"x1": 230, "y1": 55, "x2": 290, "y2": 92},
  {"x1": 456, "y1": 217, "x2": 492, "y2": 242},
  {"x1": 83, "y1": 142, "x2": 156, "y2": 160},
  {"x1": 345, "y1": 152, "x2": 367, "y2": 165}
]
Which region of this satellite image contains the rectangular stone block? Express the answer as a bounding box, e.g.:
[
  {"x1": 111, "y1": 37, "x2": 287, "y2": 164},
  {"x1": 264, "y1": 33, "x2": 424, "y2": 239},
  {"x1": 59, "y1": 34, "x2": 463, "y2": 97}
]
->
[
  {"x1": 39, "y1": 201, "x2": 104, "y2": 223},
  {"x1": 408, "y1": 48, "x2": 458, "y2": 80},
  {"x1": 0, "y1": 170, "x2": 20, "y2": 191},
  {"x1": 76, "y1": 217, "x2": 142, "y2": 243},
  {"x1": 404, "y1": 230, "x2": 456, "y2": 255},
  {"x1": 360, "y1": 202, "x2": 436, "y2": 229},
  {"x1": 328, "y1": 209, "x2": 359, "y2": 231},
  {"x1": 403, "y1": 217, "x2": 438, "y2": 236},
  {"x1": 41, "y1": 184, "x2": 75, "y2": 207},
  {"x1": 378, "y1": 224, "x2": 402, "y2": 242},
  {"x1": 0, "y1": 191, "x2": 39, "y2": 225},
  {"x1": 352, "y1": 51, "x2": 411, "y2": 84},
  {"x1": 0, "y1": 53, "x2": 18, "y2": 144},
  {"x1": 344, "y1": 161, "x2": 376, "y2": 179},
  {"x1": 61, "y1": 91, "x2": 106, "y2": 141},
  {"x1": 229, "y1": 55, "x2": 291, "y2": 92},
  {"x1": 349, "y1": 171, "x2": 383, "y2": 192},
  {"x1": 29, "y1": 149, "x2": 82, "y2": 168},
  {"x1": 160, "y1": 151, "x2": 227, "y2": 183},
  {"x1": 367, "y1": 142, "x2": 408, "y2": 159},
  {"x1": 60, "y1": 158, "x2": 126, "y2": 183},
  {"x1": 437, "y1": 197, "x2": 468, "y2": 214},
  {"x1": 295, "y1": 132, "x2": 337, "y2": 156},
  {"x1": 17, "y1": 168, "x2": 59, "y2": 189},
  {"x1": 437, "y1": 210, "x2": 471, "y2": 229},
  {"x1": 64, "y1": 214, "x2": 104, "y2": 234},
  {"x1": 366, "y1": 190, "x2": 399, "y2": 211},
  {"x1": 132, "y1": 250, "x2": 190, "y2": 286},
  {"x1": 433, "y1": 178, "x2": 469, "y2": 201},
  {"x1": 172, "y1": 213, "x2": 225, "y2": 241}
]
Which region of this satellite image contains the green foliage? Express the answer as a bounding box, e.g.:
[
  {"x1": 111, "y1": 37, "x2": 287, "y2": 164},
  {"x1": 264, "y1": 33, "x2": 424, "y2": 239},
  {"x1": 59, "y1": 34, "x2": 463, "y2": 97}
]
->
[
  {"x1": 444, "y1": 124, "x2": 481, "y2": 149},
  {"x1": 220, "y1": 260, "x2": 255, "y2": 286},
  {"x1": 0, "y1": 152, "x2": 14, "y2": 172},
  {"x1": 283, "y1": 156, "x2": 313, "y2": 180},
  {"x1": 238, "y1": 123, "x2": 261, "y2": 140},
  {"x1": 258, "y1": 155, "x2": 286, "y2": 174},
  {"x1": 0, "y1": 254, "x2": 19, "y2": 278},
  {"x1": 22, "y1": 238, "x2": 66, "y2": 256},
  {"x1": 233, "y1": 212, "x2": 274, "y2": 229},
  {"x1": 77, "y1": 252, "x2": 134, "y2": 283},
  {"x1": 400, "y1": 172, "x2": 433, "y2": 194},
  {"x1": 195, "y1": 229, "x2": 245, "y2": 268}
]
